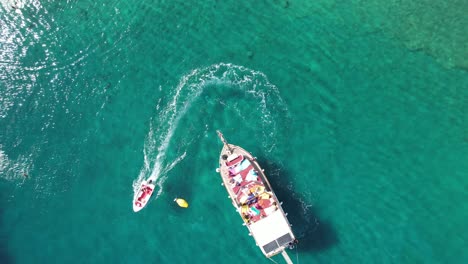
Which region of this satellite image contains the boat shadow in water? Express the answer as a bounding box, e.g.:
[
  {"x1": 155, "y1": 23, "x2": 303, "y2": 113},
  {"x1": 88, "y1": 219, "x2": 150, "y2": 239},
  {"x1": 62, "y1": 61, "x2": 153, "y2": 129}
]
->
[{"x1": 260, "y1": 158, "x2": 339, "y2": 253}]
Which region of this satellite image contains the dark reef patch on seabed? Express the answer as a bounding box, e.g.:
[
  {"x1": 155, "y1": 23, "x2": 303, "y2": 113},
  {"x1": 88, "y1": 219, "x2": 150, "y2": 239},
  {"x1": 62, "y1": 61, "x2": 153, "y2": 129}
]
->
[
  {"x1": 261, "y1": 158, "x2": 339, "y2": 253},
  {"x1": 164, "y1": 165, "x2": 194, "y2": 211},
  {"x1": 0, "y1": 203, "x2": 14, "y2": 264},
  {"x1": 0, "y1": 237, "x2": 13, "y2": 264}
]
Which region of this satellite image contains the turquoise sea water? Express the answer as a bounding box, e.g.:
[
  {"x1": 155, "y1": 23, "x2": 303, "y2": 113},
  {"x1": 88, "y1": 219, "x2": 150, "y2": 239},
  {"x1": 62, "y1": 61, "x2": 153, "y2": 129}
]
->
[{"x1": 1, "y1": 1, "x2": 467, "y2": 263}]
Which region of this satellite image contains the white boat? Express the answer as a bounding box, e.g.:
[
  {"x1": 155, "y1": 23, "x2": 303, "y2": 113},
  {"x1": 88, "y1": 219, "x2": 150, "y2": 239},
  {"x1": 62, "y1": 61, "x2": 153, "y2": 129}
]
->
[
  {"x1": 133, "y1": 180, "x2": 156, "y2": 212},
  {"x1": 216, "y1": 131, "x2": 297, "y2": 262}
]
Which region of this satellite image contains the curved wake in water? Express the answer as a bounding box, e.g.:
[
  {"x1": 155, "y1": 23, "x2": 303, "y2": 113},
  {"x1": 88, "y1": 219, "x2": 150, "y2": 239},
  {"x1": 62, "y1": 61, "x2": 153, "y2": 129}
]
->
[{"x1": 133, "y1": 63, "x2": 290, "y2": 203}]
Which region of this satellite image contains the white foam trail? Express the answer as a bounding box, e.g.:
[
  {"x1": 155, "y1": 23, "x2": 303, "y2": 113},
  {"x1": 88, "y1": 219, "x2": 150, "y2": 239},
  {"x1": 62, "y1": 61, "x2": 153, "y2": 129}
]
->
[
  {"x1": 162, "y1": 151, "x2": 187, "y2": 175},
  {"x1": 0, "y1": 148, "x2": 8, "y2": 173},
  {"x1": 132, "y1": 74, "x2": 201, "y2": 196},
  {"x1": 134, "y1": 63, "x2": 290, "y2": 201},
  {"x1": 0, "y1": 145, "x2": 32, "y2": 182}
]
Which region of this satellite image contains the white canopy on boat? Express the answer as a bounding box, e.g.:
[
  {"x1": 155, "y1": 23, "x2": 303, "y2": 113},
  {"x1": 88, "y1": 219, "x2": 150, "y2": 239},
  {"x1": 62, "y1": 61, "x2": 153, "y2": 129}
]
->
[{"x1": 249, "y1": 210, "x2": 293, "y2": 247}]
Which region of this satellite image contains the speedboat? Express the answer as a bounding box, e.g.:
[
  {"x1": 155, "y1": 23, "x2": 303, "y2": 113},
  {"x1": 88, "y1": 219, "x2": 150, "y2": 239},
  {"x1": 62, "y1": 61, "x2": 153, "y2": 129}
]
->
[
  {"x1": 216, "y1": 131, "x2": 297, "y2": 262},
  {"x1": 133, "y1": 180, "x2": 155, "y2": 212}
]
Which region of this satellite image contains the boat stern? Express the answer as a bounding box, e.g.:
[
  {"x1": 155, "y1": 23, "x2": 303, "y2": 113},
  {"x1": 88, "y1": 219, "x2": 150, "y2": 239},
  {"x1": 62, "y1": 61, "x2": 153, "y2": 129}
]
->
[
  {"x1": 133, "y1": 201, "x2": 144, "y2": 212},
  {"x1": 249, "y1": 210, "x2": 296, "y2": 257}
]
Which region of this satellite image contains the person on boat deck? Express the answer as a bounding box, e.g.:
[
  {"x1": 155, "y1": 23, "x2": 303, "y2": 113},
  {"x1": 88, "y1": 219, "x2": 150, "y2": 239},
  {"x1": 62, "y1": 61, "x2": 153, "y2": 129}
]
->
[{"x1": 244, "y1": 214, "x2": 251, "y2": 224}]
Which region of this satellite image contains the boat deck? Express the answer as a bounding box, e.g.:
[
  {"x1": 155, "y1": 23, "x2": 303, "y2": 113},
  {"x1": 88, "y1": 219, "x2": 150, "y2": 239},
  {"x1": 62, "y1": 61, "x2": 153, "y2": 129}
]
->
[
  {"x1": 220, "y1": 149, "x2": 279, "y2": 224},
  {"x1": 218, "y1": 142, "x2": 296, "y2": 258}
]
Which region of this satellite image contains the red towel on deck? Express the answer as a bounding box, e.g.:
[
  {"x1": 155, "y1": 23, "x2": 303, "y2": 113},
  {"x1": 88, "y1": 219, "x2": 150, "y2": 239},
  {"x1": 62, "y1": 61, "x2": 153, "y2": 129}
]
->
[{"x1": 239, "y1": 165, "x2": 254, "y2": 180}]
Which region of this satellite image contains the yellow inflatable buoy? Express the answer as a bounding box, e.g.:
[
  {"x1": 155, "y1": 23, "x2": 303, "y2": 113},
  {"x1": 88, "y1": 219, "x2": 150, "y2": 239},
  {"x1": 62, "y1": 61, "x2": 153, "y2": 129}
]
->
[{"x1": 174, "y1": 198, "x2": 189, "y2": 208}]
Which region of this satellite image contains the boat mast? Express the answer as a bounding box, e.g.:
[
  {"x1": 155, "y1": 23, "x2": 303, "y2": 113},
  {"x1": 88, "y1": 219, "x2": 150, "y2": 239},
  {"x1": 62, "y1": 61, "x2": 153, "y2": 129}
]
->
[{"x1": 216, "y1": 130, "x2": 234, "y2": 154}]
